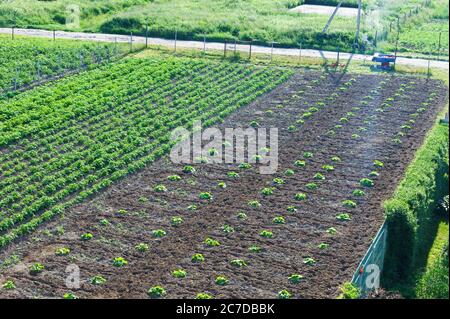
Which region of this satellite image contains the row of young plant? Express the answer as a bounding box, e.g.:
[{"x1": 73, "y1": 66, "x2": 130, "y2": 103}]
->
[
  {"x1": 0, "y1": 57, "x2": 293, "y2": 248},
  {"x1": 0, "y1": 36, "x2": 127, "y2": 98},
  {"x1": 0, "y1": 60, "x2": 246, "y2": 217},
  {"x1": 140, "y1": 74, "x2": 368, "y2": 299}
]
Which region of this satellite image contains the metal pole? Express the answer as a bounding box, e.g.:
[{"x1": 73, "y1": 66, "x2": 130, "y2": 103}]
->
[
  {"x1": 271, "y1": 41, "x2": 274, "y2": 62},
  {"x1": 249, "y1": 41, "x2": 252, "y2": 60},
  {"x1": 337, "y1": 48, "x2": 340, "y2": 67},
  {"x1": 394, "y1": 32, "x2": 399, "y2": 70},
  {"x1": 234, "y1": 39, "x2": 237, "y2": 55},
  {"x1": 299, "y1": 43, "x2": 302, "y2": 61},
  {"x1": 130, "y1": 32, "x2": 133, "y2": 52},
  {"x1": 145, "y1": 20, "x2": 149, "y2": 48},
  {"x1": 53, "y1": 30, "x2": 56, "y2": 42},
  {"x1": 12, "y1": 27, "x2": 15, "y2": 40},
  {"x1": 427, "y1": 52, "x2": 431, "y2": 79},
  {"x1": 203, "y1": 35, "x2": 206, "y2": 54},
  {"x1": 224, "y1": 41, "x2": 227, "y2": 57},
  {"x1": 354, "y1": 0, "x2": 362, "y2": 46},
  {"x1": 174, "y1": 30, "x2": 177, "y2": 53}
]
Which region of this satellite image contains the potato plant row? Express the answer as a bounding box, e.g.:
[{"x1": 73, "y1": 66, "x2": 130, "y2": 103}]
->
[{"x1": 0, "y1": 57, "x2": 293, "y2": 248}]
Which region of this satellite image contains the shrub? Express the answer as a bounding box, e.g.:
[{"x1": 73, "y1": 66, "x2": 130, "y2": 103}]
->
[{"x1": 148, "y1": 286, "x2": 166, "y2": 298}]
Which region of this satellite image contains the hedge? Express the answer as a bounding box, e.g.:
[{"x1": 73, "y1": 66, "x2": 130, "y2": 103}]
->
[{"x1": 383, "y1": 122, "x2": 449, "y2": 285}]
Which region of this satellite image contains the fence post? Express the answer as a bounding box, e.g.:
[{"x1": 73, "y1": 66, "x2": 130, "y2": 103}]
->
[
  {"x1": 145, "y1": 20, "x2": 149, "y2": 48},
  {"x1": 437, "y1": 32, "x2": 442, "y2": 60},
  {"x1": 12, "y1": 27, "x2": 15, "y2": 40},
  {"x1": 299, "y1": 43, "x2": 302, "y2": 62},
  {"x1": 249, "y1": 41, "x2": 252, "y2": 60},
  {"x1": 203, "y1": 35, "x2": 206, "y2": 54},
  {"x1": 130, "y1": 32, "x2": 133, "y2": 52},
  {"x1": 174, "y1": 30, "x2": 177, "y2": 53},
  {"x1": 427, "y1": 52, "x2": 431, "y2": 80},
  {"x1": 224, "y1": 41, "x2": 227, "y2": 58},
  {"x1": 53, "y1": 30, "x2": 56, "y2": 42}
]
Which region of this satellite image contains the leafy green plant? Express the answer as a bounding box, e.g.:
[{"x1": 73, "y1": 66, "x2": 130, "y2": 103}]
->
[
  {"x1": 80, "y1": 233, "x2": 93, "y2": 241},
  {"x1": 112, "y1": 257, "x2": 128, "y2": 267},
  {"x1": 342, "y1": 200, "x2": 357, "y2": 208},
  {"x1": 352, "y1": 189, "x2": 366, "y2": 197},
  {"x1": 171, "y1": 216, "x2": 183, "y2": 227},
  {"x1": 154, "y1": 184, "x2": 168, "y2": 193},
  {"x1": 288, "y1": 274, "x2": 304, "y2": 284},
  {"x1": 273, "y1": 178, "x2": 285, "y2": 185},
  {"x1": 204, "y1": 238, "x2": 221, "y2": 247},
  {"x1": 322, "y1": 165, "x2": 335, "y2": 172},
  {"x1": 136, "y1": 243, "x2": 149, "y2": 252},
  {"x1": 2, "y1": 280, "x2": 16, "y2": 290},
  {"x1": 227, "y1": 171, "x2": 239, "y2": 179},
  {"x1": 196, "y1": 293, "x2": 214, "y2": 299},
  {"x1": 199, "y1": 192, "x2": 213, "y2": 200},
  {"x1": 148, "y1": 286, "x2": 166, "y2": 298},
  {"x1": 237, "y1": 212, "x2": 248, "y2": 220},
  {"x1": 287, "y1": 206, "x2": 298, "y2": 213},
  {"x1": 183, "y1": 165, "x2": 196, "y2": 174},
  {"x1": 261, "y1": 187, "x2": 275, "y2": 196},
  {"x1": 152, "y1": 229, "x2": 167, "y2": 238},
  {"x1": 230, "y1": 259, "x2": 247, "y2": 267},
  {"x1": 249, "y1": 245, "x2": 263, "y2": 253},
  {"x1": 222, "y1": 224, "x2": 235, "y2": 233},
  {"x1": 91, "y1": 275, "x2": 107, "y2": 285},
  {"x1": 318, "y1": 243, "x2": 329, "y2": 250},
  {"x1": 294, "y1": 160, "x2": 306, "y2": 167},
  {"x1": 167, "y1": 175, "x2": 182, "y2": 181},
  {"x1": 248, "y1": 200, "x2": 261, "y2": 208},
  {"x1": 336, "y1": 213, "x2": 351, "y2": 221},
  {"x1": 337, "y1": 282, "x2": 360, "y2": 299},
  {"x1": 369, "y1": 171, "x2": 380, "y2": 177},
  {"x1": 303, "y1": 257, "x2": 316, "y2": 265},
  {"x1": 29, "y1": 263, "x2": 44, "y2": 275},
  {"x1": 284, "y1": 169, "x2": 295, "y2": 176},
  {"x1": 260, "y1": 230, "x2": 274, "y2": 238},
  {"x1": 172, "y1": 269, "x2": 187, "y2": 279},
  {"x1": 327, "y1": 227, "x2": 338, "y2": 235},
  {"x1": 55, "y1": 247, "x2": 71, "y2": 256},
  {"x1": 63, "y1": 293, "x2": 78, "y2": 300},
  {"x1": 215, "y1": 276, "x2": 229, "y2": 286},
  {"x1": 239, "y1": 163, "x2": 252, "y2": 169},
  {"x1": 373, "y1": 160, "x2": 384, "y2": 168},
  {"x1": 303, "y1": 152, "x2": 314, "y2": 158},
  {"x1": 273, "y1": 216, "x2": 285, "y2": 224},
  {"x1": 360, "y1": 178, "x2": 374, "y2": 187},
  {"x1": 192, "y1": 253, "x2": 205, "y2": 263},
  {"x1": 217, "y1": 182, "x2": 227, "y2": 189},
  {"x1": 306, "y1": 183, "x2": 318, "y2": 190},
  {"x1": 294, "y1": 193, "x2": 307, "y2": 201},
  {"x1": 277, "y1": 290, "x2": 292, "y2": 299},
  {"x1": 314, "y1": 173, "x2": 325, "y2": 180}
]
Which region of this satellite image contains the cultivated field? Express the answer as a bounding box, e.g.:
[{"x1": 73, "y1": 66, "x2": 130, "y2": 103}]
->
[{"x1": 0, "y1": 55, "x2": 446, "y2": 298}]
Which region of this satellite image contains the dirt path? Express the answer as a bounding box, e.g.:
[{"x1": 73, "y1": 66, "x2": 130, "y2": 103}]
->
[{"x1": 0, "y1": 28, "x2": 448, "y2": 70}]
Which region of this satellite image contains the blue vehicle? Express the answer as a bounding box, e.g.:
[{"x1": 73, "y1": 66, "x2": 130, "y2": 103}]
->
[{"x1": 372, "y1": 53, "x2": 397, "y2": 70}]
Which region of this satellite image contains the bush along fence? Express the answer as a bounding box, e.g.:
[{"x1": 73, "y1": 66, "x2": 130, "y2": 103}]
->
[{"x1": 382, "y1": 120, "x2": 449, "y2": 287}]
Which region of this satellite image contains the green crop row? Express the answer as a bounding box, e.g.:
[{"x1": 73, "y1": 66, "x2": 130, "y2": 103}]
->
[
  {"x1": 0, "y1": 56, "x2": 293, "y2": 248},
  {"x1": 0, "y1": 35, "x2": 127, "y2": 97}
]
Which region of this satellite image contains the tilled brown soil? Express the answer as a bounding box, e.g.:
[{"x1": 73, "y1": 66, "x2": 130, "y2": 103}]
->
[{"x1": 0, "y1": 70, "x2": 447, "y2": 299}]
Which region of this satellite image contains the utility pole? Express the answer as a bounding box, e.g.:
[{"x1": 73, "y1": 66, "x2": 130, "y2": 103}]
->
[{"x1": 354, "y1": 0, "x2": 362, "y2": 47}]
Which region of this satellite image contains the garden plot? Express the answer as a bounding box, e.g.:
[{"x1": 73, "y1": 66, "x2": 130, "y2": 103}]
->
[{"x1": 0, "y1": 69, "x2": 447, "y2": 299}]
